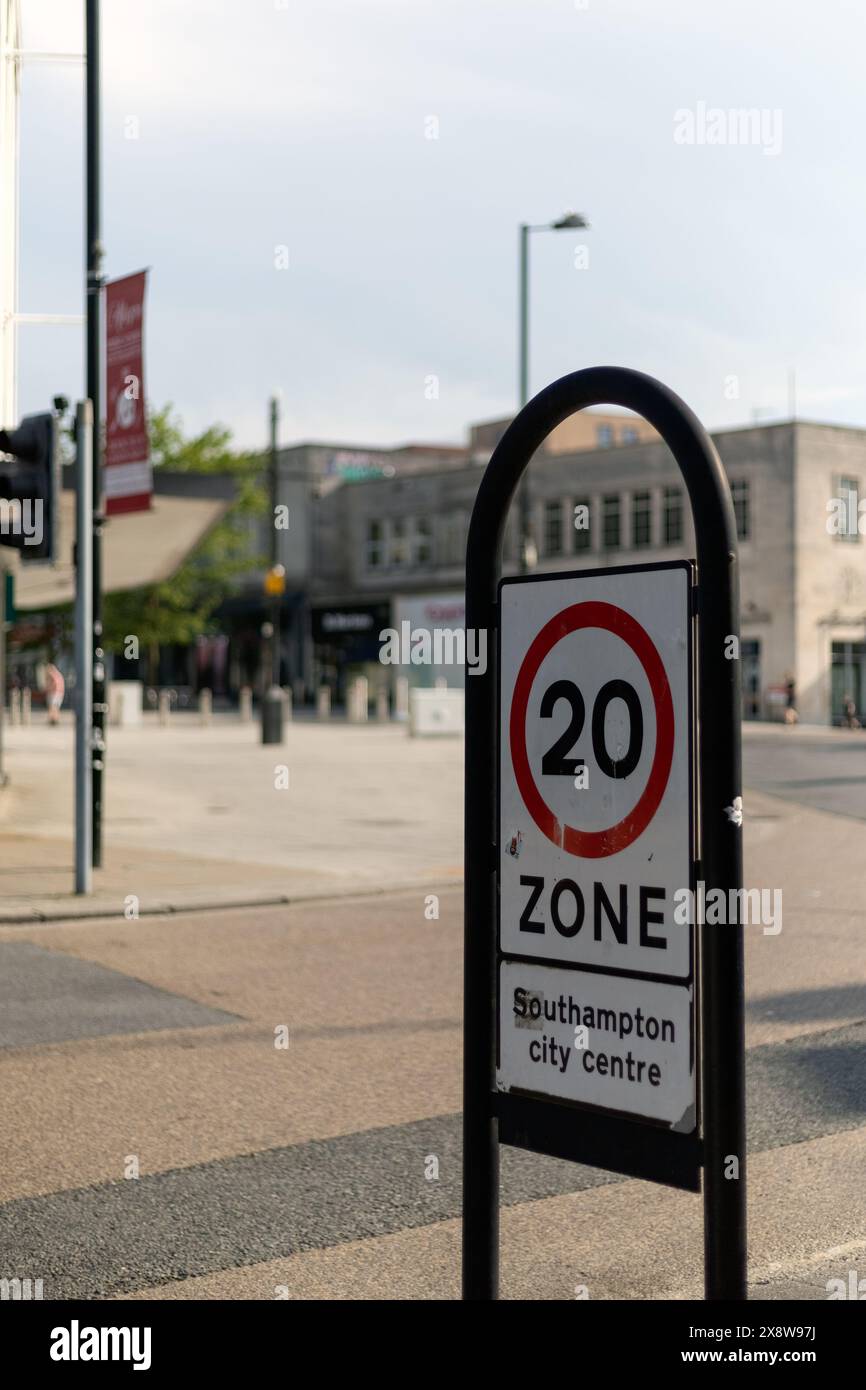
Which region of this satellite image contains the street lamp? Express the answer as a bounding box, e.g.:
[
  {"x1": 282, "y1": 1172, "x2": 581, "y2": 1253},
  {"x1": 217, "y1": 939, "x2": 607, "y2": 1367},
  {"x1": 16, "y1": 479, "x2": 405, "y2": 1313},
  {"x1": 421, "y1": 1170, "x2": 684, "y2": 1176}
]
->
[
  {"x1": 261, "y1": 394, "x2": 286, "y2": 744},
  {"x1": 517, "y1": 211, "x2": 590, "y2": 572}
]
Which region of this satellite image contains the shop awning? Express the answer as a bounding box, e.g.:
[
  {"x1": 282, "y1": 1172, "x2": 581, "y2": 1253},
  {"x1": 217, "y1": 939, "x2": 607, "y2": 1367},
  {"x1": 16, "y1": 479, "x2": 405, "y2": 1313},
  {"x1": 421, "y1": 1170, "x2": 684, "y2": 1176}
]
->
[{"x1": 10, "y1": 490, "x2": 229, "y2": 611}]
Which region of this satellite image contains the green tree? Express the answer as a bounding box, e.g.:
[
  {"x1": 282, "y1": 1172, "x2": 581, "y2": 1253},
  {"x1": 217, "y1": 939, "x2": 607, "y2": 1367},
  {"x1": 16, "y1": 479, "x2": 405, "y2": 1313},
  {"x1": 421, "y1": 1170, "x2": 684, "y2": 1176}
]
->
[{"x1": 102, "y1": 405, "x2": 266, "y2": 681}]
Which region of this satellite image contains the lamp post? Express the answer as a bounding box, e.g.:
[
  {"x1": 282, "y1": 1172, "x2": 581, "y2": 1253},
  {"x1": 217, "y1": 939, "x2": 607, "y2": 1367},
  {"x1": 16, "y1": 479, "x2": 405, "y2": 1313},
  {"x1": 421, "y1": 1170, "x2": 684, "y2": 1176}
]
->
[
  {"x1": 517, "y1": 211, "x2": 590, "y2": 573},
  {"x1": 268, "y1": 393, "x2": 280, "y2": 687},
  {"x1": 86, "y1": 0, "x2": 106, "y2": 865},
  {"x1": 261, "y1": 394, "x2": 286, "y2": 743}
]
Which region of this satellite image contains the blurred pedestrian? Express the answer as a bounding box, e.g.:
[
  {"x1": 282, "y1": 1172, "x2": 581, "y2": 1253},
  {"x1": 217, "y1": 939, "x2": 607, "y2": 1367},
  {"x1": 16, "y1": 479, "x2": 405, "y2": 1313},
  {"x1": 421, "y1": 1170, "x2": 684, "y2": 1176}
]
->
[
  {"x1": 45, "y1": 662, "x2": 65, "y2": 726},
  {"x1": 842, "y1": 693, "x2": 860, "y2": 729},
  {"x1": 784, "y1": 675, "x2": 798, "y2": 725}
]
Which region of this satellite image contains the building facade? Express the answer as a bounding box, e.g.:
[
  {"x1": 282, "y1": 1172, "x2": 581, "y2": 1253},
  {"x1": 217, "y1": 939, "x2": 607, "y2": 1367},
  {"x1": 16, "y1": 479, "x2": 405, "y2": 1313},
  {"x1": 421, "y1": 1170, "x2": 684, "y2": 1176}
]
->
[
  {"x1": 237, "y1": 438, "x2": 472, "y2": 698},
  {"x1": 308, "y1": 419, "x2": 866, "y2": 725},
  {"x1": 67, "y1": 414, "x2": 866, "y2": 723},
  {"x1": 469, "y1": 407, "x2": 658, "y2": 458}
]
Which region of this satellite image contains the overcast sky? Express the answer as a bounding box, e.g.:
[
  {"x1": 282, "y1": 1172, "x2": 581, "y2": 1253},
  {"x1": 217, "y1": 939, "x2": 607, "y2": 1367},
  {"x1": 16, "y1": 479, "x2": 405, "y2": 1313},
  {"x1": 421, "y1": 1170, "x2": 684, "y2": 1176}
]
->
[{"x1": 12, "y1": 0, "x2": 866, "y2": 451}]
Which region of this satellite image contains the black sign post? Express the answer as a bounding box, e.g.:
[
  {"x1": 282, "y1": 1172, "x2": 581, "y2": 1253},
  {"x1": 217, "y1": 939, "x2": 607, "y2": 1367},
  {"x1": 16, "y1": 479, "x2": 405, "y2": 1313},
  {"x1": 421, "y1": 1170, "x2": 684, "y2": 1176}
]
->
[{"x1": 463, "y1": 366, "x2": 745, "y2": 1301}]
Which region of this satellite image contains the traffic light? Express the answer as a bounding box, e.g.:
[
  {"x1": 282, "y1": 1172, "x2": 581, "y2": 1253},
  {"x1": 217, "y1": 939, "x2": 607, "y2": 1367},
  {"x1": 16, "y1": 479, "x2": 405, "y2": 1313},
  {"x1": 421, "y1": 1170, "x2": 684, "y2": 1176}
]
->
[{"x1": 0, "y1": 411, "x2": 60, "y2": 563}]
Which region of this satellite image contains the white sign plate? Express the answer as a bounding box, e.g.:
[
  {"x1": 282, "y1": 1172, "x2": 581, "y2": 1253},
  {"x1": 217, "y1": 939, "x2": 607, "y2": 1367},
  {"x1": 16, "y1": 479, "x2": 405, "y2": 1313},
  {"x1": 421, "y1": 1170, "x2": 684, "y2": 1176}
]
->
[
  {"x1": 497, "y1": 960, "x2": 695, "y2": 1126},
  {"x1": 499, "y1": 562, "x2": 693, "y2": 980}
]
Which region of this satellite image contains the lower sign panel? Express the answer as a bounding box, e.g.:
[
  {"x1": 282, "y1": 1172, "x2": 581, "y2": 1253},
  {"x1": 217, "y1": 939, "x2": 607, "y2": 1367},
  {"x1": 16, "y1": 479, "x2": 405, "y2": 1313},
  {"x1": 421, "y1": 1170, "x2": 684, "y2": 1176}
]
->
[{"x1": 497, "y1": 960, "x2": 695, "y2": 1130}]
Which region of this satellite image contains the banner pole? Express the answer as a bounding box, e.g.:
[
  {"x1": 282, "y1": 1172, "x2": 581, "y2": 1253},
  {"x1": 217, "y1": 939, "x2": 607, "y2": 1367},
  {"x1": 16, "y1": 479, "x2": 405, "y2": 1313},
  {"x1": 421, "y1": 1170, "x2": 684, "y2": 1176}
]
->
[{"x1": 75, "y1": 401, "x2": 93, "y2": 894}]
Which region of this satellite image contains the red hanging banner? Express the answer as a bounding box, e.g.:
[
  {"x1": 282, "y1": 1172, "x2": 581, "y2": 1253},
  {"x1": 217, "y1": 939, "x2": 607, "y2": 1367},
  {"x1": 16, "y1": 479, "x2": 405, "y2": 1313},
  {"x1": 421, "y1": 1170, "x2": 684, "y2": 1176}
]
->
[{"x1": 105, "y1": 270, "x2": 152, "y2": 514}]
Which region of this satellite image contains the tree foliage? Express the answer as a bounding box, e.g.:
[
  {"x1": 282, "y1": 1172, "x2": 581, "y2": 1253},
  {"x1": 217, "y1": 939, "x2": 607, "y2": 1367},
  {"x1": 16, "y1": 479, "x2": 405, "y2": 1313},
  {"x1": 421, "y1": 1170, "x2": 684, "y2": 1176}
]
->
[{"x1": 101, "y1": 405, "x2": 266, "y2": 661}]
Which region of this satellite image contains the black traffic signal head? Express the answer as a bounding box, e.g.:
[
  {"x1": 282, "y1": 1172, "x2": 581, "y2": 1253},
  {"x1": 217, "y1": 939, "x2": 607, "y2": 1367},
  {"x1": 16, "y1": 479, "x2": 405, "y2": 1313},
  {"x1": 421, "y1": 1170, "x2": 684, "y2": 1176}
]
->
[{"x1": 0, "y1": 412, "x2": 60, "y2": 563}]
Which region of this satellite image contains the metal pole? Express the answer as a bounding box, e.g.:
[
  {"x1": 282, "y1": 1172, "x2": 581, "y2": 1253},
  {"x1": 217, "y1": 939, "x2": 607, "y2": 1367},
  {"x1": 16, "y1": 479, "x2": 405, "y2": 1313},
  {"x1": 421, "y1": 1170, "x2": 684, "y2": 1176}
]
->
[
  {"x1": 518, "y1": 225, "x2": 529, "y2": 409},
  {"x1": 86, "y1": 0, "x2": 105, "y2": 868},
  {"x1": 699, "y1": 536, "x2": 747, "y2": 1302},
  {"x1": 75, "y1": 402, "x2": 93, "y2": 894},
  {"x1": 269, "y1": 394, "x2": 280, "y2": 686},
  {"x1": 462, "y1": 571, "x2": 500, "y2": 1299},
  {"x1": 517, "y1": 224, "x2": 531, "y2": 574}
]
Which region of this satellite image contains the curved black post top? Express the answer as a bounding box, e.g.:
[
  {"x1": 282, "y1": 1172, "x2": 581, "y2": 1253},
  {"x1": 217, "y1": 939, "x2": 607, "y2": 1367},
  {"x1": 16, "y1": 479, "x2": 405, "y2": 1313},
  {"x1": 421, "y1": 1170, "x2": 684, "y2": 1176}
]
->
[{"x1": 466, "y1": 365, "x2": 738, "y2": 606}]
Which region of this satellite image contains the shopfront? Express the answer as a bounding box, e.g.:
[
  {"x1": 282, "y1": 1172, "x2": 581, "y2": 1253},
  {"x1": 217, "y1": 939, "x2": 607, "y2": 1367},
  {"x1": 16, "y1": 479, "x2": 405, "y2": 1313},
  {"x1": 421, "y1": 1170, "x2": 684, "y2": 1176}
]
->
[{"x1": 311, "y1": 600, "x2": 391, "y2": 706}]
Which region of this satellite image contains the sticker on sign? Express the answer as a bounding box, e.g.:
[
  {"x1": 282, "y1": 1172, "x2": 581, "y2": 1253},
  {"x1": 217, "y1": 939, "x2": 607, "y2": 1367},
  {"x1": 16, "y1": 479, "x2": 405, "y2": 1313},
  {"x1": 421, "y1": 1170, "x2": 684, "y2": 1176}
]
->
[
  {"x1": 499, "y1": 562, "x2": 693, "y2": 979},
  {"x1": 497, "y1": 960, "x2": 695, "y2": 1126}
]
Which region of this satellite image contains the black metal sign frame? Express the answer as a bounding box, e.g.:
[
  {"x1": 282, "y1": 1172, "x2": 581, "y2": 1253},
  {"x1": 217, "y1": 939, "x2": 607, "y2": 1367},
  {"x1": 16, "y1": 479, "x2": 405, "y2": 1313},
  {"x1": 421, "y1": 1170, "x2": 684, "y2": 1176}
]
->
[{"x1": 463, "y1": 366, "x2": 745, "y2": 1302}]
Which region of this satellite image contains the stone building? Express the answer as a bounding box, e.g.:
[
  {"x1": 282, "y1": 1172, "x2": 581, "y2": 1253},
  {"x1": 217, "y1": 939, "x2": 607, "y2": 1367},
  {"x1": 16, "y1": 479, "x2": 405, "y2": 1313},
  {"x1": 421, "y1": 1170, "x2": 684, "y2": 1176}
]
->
[{"x1": 310, "y1": 418, "x2": 866, "y2": 725}]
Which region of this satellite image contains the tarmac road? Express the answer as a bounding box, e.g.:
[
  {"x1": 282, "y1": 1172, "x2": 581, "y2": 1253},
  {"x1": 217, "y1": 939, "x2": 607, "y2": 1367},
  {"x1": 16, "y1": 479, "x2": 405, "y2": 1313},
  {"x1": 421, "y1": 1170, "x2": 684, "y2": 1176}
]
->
[
  {"x1": 1, "y1": 860, "x2": 863, "y2": 1300},
  {"x1": 744, "y1": 724, "x2": 866, "y2": 822}
]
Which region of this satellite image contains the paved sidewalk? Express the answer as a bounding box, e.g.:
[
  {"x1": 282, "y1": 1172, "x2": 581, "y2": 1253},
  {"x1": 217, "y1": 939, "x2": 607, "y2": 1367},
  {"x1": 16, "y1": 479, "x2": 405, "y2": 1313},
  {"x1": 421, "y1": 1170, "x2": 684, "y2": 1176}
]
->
[
  {"x1": 0, "y1": 830, "x2": 457, "y2": 922},
  {"x1": 0, "y1": 716, "x2": 463, "y2": 921},
  {"x1": 0, "y1": 714, "x2": 858, "y2": 922}
]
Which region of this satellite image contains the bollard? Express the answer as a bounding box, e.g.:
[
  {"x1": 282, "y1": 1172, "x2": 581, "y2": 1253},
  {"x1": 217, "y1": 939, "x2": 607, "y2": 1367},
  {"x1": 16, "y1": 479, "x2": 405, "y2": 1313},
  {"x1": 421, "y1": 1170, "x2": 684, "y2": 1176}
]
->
[
  {"x1": 348, "y1": 676, "x2": 368, "y2": 723},
  {"x1": 376, "y1": 686, "x2": 389, "y2": 722},
  {"x1": 395, "y1": 676, "x2": 409, "y2": 722},
  {"x1": 21, "y1": 687, "x2": 32, "y2": 725},
  {"x1": 9, "y1": 688, "x2": 20, "y2": 725},
  {"x1": 199, "y1": 688, "x2": 212, "y2": 726},
  {"x1": 239, "y1": 686, "x2": 253, "y2": 722},
  {"x1": 282, "y1": 687, "x2": 293, "y2": 723},
  {"x1": 158, "y1": 690, "x2": 170, "y2": 726},
  {"x1": 317, "y1": 686, "x2": 331, "y2": 720},
  {"x1": 261, "y1": 685, "x2": 285, "y2": 744}
]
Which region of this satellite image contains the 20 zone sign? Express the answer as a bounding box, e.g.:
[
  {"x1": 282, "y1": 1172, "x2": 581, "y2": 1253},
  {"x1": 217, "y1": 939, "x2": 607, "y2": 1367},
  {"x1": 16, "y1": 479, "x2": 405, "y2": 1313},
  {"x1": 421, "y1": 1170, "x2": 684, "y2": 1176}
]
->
[{"x1": 499, "y1": 562, "x2": 693, "y2": 980}]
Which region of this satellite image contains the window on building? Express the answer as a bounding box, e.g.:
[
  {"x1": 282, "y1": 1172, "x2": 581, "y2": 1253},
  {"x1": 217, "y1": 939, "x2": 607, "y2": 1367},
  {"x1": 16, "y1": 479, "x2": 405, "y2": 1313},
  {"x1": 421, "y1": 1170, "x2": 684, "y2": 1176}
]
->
[
  {"x1": 741, "y1": 638, "x2": 761, "y2": 720},
  {"x1": 573, "y1": 496, "x2": 591, "y2": 551},
  {"x1": 832, "y1": 641, "x2": 866, "y2": 724},
  {"x1": 631, "y1": 491, "x2": 652, "y2": 548},
  {"x1": 544, "y1": 500, "x2": 564, "y2": 556},
  {"x1": 602, "y1": 494, "x2": 620, "y2": 550},
  {"x1": 597, "y1": 424, "x2": 614, "y2": 448},
  {"x1": 663, "y1": 486, "x2": 683, "y2": 545},
  {"x1": 366, "y1": 519, "x2": 383, "y2": 569},
  {"x1": 621, "y1": 427, "x2": 639, "y2": 444},
  {"x1": 835, "y1": 476, "x2": 860, "y2": 542},
  {"x1": 444, "y1": 511, "x2": 466, "y2": 566},
  {"x1": 731, "y1": 479, "x2": 750, "y2": 541},
  {"x1": 389, "y1": 518, "x2": 408, "y2": 567},
  {"x1": 414, "y1": 517, "x2": 432, "y2": 565}
]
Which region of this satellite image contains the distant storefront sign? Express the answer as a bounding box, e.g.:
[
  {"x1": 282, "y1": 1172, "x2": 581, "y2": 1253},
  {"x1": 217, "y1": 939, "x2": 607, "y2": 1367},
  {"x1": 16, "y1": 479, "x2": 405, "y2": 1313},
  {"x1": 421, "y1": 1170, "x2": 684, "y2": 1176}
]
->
[
  {"x1": 326, "y1": 451, "x2": 395, "y2": 482},
  {"x1": 105, "y1": 271, "x2": 153, "y2": 515},
  {"x1": 394, "y1": 591, "x2": 467, "y2": 688},
  {"x1": 312, "y1": 602, "x2": 390, "y2": 647}
]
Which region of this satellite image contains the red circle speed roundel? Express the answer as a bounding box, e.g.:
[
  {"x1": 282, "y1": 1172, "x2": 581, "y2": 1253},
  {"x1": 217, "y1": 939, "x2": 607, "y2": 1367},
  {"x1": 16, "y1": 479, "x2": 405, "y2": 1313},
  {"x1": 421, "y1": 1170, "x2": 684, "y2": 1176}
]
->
[{"x1": 509, "y1": 601, "x2": 674, "y2": 859}]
